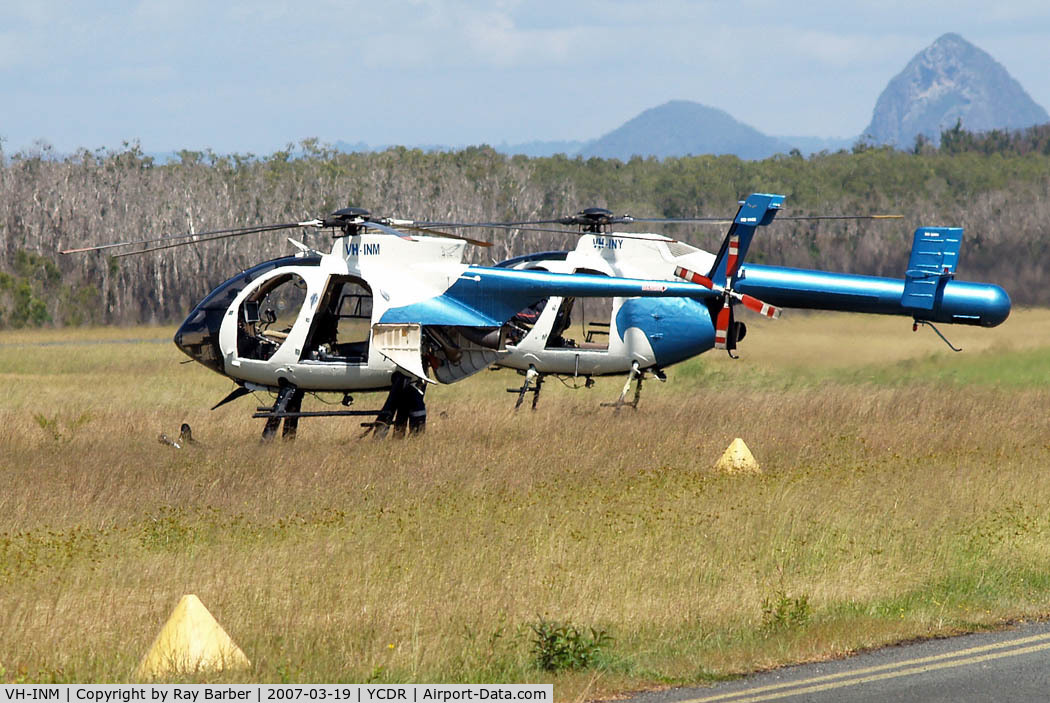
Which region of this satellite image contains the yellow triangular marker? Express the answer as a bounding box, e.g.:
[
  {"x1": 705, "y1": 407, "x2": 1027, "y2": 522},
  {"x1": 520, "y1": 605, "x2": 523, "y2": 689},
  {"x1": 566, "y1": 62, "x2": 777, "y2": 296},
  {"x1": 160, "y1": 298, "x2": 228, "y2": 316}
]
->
[
  {"x1": 715, "y1": 438, "x2": 761, "y2": 474},
  {"x1": 135, "y1": 594, "x2": 251, "y2": 680}
]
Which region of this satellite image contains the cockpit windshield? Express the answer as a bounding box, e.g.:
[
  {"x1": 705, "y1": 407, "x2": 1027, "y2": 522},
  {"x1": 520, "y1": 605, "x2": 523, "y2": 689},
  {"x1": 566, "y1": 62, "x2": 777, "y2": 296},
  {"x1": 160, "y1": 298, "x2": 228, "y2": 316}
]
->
[{"x1": 175, "y1": 255, "x2": 320, "y2": 373}]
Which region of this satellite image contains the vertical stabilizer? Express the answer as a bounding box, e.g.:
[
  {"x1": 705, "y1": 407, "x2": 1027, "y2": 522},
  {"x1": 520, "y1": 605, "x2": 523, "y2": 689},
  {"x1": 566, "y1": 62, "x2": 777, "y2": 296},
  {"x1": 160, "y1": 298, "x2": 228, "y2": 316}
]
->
[
  {"x1": 706, "y1": 193, "x2": 784, "y2": 287},
  {"x1": 902, "y1": 227, "x2": 963, "y2": 312}
]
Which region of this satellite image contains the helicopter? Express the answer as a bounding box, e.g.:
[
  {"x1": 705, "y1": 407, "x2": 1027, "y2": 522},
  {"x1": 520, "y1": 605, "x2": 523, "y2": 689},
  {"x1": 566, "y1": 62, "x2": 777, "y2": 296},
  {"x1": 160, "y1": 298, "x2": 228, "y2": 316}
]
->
[
  {"x1": 428, "y1": 193, "x2": 1011, "y2": 410},
  {"x1": 63, "y1": 207, "x2": 726, "y2": 439}
]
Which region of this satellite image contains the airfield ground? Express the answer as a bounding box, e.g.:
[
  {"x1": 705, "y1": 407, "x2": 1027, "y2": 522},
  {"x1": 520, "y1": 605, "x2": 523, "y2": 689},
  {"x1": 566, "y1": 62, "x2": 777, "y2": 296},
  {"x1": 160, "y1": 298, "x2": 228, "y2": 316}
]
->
[{"x1": 2, "y1": 310, "x2": 1049, "y2": 699}]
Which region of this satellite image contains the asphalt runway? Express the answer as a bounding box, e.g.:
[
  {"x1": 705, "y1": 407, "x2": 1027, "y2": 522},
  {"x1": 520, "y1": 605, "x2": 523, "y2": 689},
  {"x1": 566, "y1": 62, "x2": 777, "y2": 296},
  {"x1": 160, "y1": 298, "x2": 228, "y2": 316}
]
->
[{"x1": 625, "y1": 620, "x2": 1050, "y2": 703}]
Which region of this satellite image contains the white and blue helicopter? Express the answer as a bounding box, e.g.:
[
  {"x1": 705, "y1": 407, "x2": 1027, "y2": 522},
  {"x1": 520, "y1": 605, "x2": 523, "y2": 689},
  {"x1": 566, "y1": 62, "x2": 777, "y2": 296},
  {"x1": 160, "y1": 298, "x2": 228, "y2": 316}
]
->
[
  {"x1": 64, "y1": 208, "x2": 725, "y2": 438},
  {"x1": 430, "y1": 193, "x2": 1011, "y2": 409},
  {"x1": 65, "y1": 193, "x2": 1010, "y2": 436}
]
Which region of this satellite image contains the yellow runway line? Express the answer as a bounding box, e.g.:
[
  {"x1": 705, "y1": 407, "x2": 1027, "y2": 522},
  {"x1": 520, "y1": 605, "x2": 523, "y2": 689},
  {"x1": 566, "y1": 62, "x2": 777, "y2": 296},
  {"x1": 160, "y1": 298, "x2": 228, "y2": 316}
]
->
[{"x1": 680, "y1": 631, "x2": 1050, "y2": 703}]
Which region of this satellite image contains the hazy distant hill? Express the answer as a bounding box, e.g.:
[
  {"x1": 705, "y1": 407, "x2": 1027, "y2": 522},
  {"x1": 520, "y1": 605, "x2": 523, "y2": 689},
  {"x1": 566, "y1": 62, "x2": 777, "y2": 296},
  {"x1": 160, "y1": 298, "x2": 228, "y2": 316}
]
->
[
  {"x1": 578, "y1": 100, "x2": 791, "y2": 161},
  {"x1": 333, "y1": 140, "x2": 372, "y2": 153},
  {"x1": 494, "y1": 140, "x2": 588, "y2": 158},
  {"x1": 334, "y1": 34, "x2": 1050, "y2": 159},
  {"x1": 865, "y1": 33, "x2": 1049, "y2": 147},
  {"x1": 777, "y1": 136, "x2": 856, "y2": 155}
]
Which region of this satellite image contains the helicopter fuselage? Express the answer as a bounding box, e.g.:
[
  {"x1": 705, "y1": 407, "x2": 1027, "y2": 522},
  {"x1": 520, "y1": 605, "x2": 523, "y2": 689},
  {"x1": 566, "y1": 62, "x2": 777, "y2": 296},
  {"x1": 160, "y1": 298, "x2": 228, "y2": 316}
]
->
[
  {"x1": 176, "y1": 232, "x2": 480, "y2": 392},
  {"x1": 496, "y1": 226, "x2": 1011, "y2": 382},
  {"x1": 173, "y1": 231, "x2": 723, "y2": 394},
  {"x1": 497, "y1": 233, "x2": 720, "y2": 377}
]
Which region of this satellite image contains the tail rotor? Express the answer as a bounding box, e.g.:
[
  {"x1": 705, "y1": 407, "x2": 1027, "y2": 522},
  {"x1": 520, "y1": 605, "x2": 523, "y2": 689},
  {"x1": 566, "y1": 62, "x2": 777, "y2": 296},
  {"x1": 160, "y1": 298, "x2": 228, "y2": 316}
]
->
[{"x1": 672, "y1": 193, "x2": 785, "y2": 356}]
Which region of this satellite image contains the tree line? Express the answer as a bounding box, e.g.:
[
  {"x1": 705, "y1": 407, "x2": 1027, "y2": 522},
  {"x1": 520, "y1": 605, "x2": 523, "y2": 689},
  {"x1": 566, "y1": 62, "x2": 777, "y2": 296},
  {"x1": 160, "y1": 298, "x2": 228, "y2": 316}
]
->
[{"x1": 1, "y1": 132, "x2": 1047, "y2": 327}]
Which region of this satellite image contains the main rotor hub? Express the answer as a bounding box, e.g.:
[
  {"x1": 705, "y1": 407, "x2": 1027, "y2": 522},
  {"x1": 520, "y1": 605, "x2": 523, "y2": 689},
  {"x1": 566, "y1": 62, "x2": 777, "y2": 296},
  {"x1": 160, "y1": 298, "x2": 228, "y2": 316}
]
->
[
  {"x1": 559, "y1": 207, "x2": 622, "y2": 233},
  {"x1": 323, "y1": 207, "x2": 373, "y2": 236}
]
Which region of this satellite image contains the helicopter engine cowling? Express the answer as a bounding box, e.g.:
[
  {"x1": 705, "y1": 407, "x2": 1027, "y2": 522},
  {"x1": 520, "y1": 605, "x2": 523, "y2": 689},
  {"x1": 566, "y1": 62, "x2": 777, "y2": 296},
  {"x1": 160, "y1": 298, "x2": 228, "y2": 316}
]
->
[{"x1": 426, "y1": 326, "x2": 505, "y2": 384}]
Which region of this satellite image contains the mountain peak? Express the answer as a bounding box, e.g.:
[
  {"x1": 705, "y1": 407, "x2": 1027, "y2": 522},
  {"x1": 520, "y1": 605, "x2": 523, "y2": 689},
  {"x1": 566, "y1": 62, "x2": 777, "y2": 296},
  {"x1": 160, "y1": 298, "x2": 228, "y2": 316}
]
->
[
  {"x1": 932, "y1": 32, "x2": 968, "y2": 47},
  {"x1": 579, "y1": 100, "x2": 789, "y2": 161},
  {"x1": 864, "y1": 33, "x2": 1049, "y2": 147}
]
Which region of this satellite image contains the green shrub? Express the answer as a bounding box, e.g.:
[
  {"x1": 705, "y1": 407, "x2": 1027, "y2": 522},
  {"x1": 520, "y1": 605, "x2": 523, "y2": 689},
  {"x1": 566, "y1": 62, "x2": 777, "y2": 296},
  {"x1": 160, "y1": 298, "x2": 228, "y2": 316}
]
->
[
  {"x1": 529, "y1": 618, "x2": 612, "y2": 672},
  {"x1": 761, "y1": 589, "x2": 811, "y2": 631}
]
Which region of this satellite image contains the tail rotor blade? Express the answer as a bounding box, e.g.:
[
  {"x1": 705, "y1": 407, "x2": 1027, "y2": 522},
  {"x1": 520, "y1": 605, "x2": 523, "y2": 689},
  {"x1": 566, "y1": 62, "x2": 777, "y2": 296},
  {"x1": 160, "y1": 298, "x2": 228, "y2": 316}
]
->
[
  {"x1": 674, "y1": 265, "x2": 715, "y2": 289},
  {"x1": 735, "y1": 292, "x2": 782, "y2": 319},
  {"x1": 714, "y1": 298, "x2": 732, "y2": 349},
  {"x1": 725, "y1": 233, "x2": 741, "y2": 279}
]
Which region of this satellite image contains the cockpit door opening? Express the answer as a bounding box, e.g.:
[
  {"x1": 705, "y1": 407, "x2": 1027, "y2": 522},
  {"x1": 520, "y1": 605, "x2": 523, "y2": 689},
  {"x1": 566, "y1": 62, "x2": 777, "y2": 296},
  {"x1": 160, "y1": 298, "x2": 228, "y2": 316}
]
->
[
  {"x1": 301, "y1": 275, "x2": 374, "y2": 364},
  {"x1": 237, "y1": 272, "x2": 308, "y2": 361}
]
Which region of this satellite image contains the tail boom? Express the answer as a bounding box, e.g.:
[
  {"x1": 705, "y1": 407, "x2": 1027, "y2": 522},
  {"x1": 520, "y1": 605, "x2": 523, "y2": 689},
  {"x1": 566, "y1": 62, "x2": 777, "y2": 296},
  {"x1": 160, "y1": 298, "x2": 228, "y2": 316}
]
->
[{"x1": 735, "y1": 265, "x2": 1010, "y2": 327}]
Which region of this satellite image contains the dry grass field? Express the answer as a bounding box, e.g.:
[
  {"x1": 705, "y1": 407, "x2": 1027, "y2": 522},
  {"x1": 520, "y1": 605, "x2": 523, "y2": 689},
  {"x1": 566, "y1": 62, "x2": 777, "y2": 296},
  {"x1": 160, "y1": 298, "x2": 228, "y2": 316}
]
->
[{"x1": 2, "y1": 310, "x2": 1050, "y2": 699}]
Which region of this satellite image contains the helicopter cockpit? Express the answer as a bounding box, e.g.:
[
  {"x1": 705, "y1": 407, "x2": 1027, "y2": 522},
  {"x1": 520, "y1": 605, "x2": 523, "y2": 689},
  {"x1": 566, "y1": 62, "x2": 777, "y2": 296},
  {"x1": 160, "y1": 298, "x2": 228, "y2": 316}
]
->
[
  {"x1": 237, "y1": 272, "x2": 308, "y2": 361},
  {"x1": 539, "y1": 296, "x2": 612, "y2": 350},
  {"x1": 175, "y1": 255, "x2": 321, "y2": 374}
]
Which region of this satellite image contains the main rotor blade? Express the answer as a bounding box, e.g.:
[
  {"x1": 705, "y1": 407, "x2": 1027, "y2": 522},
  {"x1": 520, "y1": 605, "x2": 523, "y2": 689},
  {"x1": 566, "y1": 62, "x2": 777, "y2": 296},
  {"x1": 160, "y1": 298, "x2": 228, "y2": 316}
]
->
[
  {"x1": 629, "y1": 214, "x2": 901, "y2": 224},
  {"x1": 396, "y1": 224, "x2": 493, "y2": 247},
  {"x1": 624, "y1": 214, "x2": 901, "y2": 223},
  {"x1": 417, "y1": 214, "x2": 899, "y2": 231},
  {"x1": 414, "y1": 221, "x2": 678, "y2": 243},
  {"x1": 418, "y1": 219, "x2": 731, "y2": 230},
  {"x1": 415, "y1": 221, "x2": 564, "y2": 231},
  {"x1": 627, "y1": 217, "x2": 735, "y2": 224},
  {"x1": 60, "y1": 221, "x2": 309, "y2": 255},
  {"x1": 418, "y1": 219, "x2": 568, "y2": 228},
  {"x1": 776, "y1": 214, "x2": 903, "y2": 221},
  {"x1": 474, "y1": 224, "x2": 594, "y2": 235},
  {"x1": 110, "y1": 223, "x2": 310, "y2": 257},
  {"x1": 366, "y1": 219, "x2": 492, "y2": 247},
  {"x1": 360, "y1": 221, "x2": 416, "y2": 241}
]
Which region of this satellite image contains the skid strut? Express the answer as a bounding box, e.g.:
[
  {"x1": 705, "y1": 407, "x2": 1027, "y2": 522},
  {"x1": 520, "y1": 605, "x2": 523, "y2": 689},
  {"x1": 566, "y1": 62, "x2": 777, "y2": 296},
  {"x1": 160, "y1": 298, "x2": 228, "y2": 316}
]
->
[
  {"x1": 600, "y1": 361, "x2": 664, "y2": 412},
  {"x1": 260, "y1": 385, "x2": 303, "y2": 441},
  {"x1": 601, "y1": 361, "x2": 641, "y2": 411},
  {"x1": 508, "y1": 366, "x2": 544, "y2": 410}
]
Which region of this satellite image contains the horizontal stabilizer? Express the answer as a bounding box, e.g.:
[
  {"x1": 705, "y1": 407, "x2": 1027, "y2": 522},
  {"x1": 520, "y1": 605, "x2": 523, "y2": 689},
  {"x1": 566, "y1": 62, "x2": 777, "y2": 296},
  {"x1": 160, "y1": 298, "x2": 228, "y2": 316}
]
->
[{"x1": 902, "y1": 227, "x2": 963, "y2": 311}]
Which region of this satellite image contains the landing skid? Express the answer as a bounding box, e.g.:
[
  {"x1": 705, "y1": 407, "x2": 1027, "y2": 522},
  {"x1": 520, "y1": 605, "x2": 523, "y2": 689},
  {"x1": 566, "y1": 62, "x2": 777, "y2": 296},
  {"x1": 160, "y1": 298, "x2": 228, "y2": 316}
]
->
[
  {"x1": 508, "y1": 366, "x2": 544, "y2": 411},
  {"x1": 255, "y1": 384, "x2": 380, "y2": 441}
]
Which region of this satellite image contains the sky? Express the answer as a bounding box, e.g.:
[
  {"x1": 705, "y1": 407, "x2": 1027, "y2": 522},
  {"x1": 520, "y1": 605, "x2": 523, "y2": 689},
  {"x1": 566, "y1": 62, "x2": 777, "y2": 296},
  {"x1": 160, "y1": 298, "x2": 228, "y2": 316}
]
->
[{"x1": 2, "y1": 1, "x2": 1049, "y2": 155}]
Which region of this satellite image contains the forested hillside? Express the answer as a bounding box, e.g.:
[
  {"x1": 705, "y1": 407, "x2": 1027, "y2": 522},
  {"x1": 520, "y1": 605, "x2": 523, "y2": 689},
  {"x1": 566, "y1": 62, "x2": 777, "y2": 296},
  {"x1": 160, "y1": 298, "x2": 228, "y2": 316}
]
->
[{"x1": 1, "y1": 137, "x2": 1048, "y2": 326}]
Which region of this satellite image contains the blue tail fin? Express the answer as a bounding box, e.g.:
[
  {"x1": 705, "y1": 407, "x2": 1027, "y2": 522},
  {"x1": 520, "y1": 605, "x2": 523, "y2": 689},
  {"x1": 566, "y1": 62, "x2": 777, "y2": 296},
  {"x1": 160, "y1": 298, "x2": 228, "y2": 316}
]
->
[
  {"x1": 901, "y1": 227, "x2": 963, "y2": 311},
  {"x1": 706, "y1": 193, "x2": 785, "y2": 286}
]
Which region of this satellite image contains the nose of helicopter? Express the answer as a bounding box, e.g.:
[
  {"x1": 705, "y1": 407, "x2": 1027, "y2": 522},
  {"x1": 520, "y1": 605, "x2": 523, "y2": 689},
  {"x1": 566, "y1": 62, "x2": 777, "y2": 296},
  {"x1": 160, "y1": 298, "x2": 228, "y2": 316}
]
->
[{"x1": 174, "y1": 306, "x2": 225, "y2": 374}]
